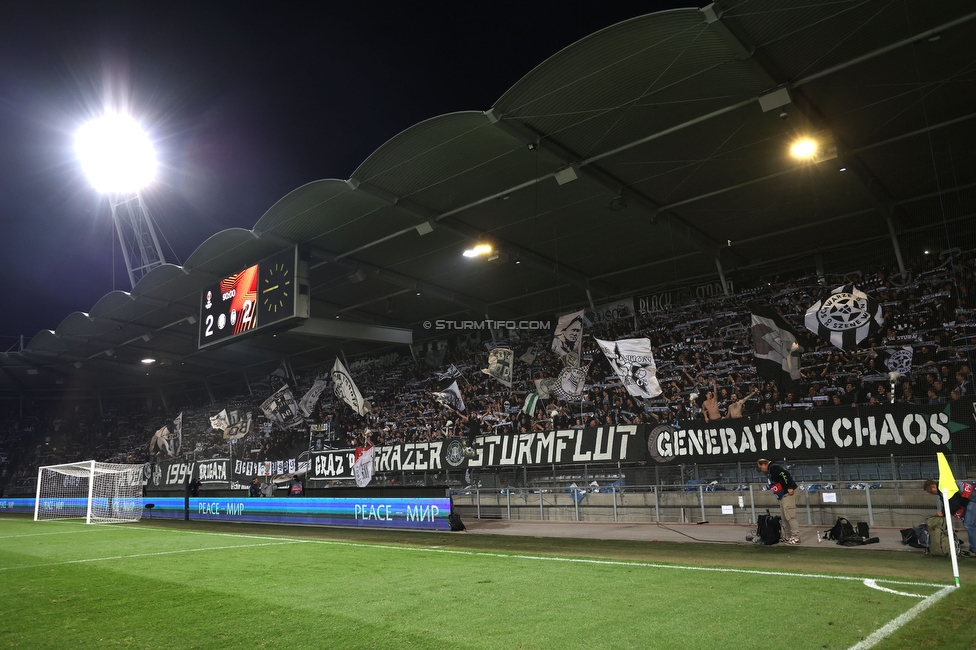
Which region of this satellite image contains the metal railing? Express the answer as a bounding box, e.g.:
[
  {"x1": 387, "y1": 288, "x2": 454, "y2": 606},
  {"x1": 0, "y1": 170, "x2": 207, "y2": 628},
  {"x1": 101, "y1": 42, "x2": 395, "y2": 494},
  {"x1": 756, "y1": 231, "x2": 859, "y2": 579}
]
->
[{"x1": 450, "y1": 481, "x2": 938, "y2": 529}]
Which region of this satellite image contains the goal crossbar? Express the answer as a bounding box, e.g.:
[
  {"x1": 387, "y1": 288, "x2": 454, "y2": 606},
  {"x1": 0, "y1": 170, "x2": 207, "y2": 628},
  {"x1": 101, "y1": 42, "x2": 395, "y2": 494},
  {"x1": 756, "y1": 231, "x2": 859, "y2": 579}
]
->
[{"x1": 34, "y1": 460, "x2": 145, "y2": 524}]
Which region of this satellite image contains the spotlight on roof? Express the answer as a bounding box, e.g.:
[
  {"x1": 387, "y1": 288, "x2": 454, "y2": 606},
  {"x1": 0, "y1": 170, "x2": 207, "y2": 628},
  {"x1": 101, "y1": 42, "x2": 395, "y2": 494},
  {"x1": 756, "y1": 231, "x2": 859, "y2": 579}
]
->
[
  {"x1": 790, "y1": 132, "x2": 837, "y2": 163},
  {"x1": 463, "y1": 244, "x2": 493, "y2": 258},
  {"x1": 141, "y1": 358, "x2": 155, "y2": 364},
  {"x1": 790, "y1": 138, "x2": 817, "y2": 159},
  {"x1": 75, "y1": 113, "x2": 157, "y2": 193}
]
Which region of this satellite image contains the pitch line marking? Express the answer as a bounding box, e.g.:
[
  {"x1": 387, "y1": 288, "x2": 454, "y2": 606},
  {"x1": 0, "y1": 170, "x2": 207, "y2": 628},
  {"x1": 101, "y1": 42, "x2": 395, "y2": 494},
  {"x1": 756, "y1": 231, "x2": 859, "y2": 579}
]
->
[
  {"x1": 0, "y1": 539, "x2": 308, "y2": 573},
  {"x1": 131, "y1": 526, "x2": 949, "y2": 589},
  {"x1": 848, "y1": 585, "x2": 956, "y2": 650},
  {"x1": 862, "y1": 579, "x2": 925, "y2": 598}
]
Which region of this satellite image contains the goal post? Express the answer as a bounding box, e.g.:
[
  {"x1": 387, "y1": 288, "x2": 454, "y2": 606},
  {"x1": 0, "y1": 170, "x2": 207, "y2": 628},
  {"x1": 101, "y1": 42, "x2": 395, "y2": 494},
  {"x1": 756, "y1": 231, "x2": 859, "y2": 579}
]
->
[{"x1": 34, "y1": 460, "x2": 146, "y2": 524}]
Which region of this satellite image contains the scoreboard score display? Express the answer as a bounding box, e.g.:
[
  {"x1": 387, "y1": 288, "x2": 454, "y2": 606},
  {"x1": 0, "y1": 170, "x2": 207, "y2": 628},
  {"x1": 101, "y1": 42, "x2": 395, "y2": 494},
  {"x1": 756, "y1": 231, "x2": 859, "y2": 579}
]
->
[{"x1": 198, "y1": 246, "x2": 308, "y2": 349}]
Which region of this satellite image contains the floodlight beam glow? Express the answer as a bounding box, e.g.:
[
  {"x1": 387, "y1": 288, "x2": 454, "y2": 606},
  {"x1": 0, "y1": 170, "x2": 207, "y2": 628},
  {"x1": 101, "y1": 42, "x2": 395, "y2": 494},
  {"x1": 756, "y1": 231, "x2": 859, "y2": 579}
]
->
[
  {"x1": 463, "y1": 244, "x2": 493, "y2": 258},
  {"x1": 790, "y1": 138, "x2": 817, "y2": 159},
  {"x1": 75, "y1": 113, "x2": 157, "y2": 193}
]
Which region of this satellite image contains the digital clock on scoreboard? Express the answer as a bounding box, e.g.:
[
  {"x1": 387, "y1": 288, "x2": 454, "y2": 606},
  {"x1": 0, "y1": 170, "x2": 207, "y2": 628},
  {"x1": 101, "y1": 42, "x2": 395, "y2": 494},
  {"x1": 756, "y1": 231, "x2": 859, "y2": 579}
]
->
[{"x1": 198, "y1": 247, "x2": 307, "y2": 349}]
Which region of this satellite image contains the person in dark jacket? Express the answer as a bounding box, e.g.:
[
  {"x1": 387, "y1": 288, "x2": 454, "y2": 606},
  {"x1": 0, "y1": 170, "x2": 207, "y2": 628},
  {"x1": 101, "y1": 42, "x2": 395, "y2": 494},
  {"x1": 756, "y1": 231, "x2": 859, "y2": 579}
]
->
[
  {"x1": 249, "y1": 477, "x2": 261, "y2": 497},
  {"x1": 288, "y1": 475, "x2": 304, "y2": 497},
  {"x1": 923, "y1": 478, "x2": 976, "y2": 552},
  {"x1": 758, "y1": 458, "x2": 800, "y2": 544}
]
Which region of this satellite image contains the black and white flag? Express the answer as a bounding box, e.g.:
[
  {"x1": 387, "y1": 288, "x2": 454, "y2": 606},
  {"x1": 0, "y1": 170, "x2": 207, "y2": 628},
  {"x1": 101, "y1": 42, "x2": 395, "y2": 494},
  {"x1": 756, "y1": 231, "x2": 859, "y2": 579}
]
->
[
  {"x1": 751, "y1": 305, "x2": 804, "y2": 385},
  {"x1": 149, "y1": 424, "x2": 172, "y2": 456},
  {"x1": 434, "y1": 364, "x2": 463, "y2": 382},
  {"x1": 481, "y1": 347, "x2": 514, "y2": 387},
  {"x1": 804, "y1": 284, "x2": 883, "y2": 351},
  {"x1": 209, "y1": 409, "x2": 230, "y2": 431},
  {"x1": 880, "y1": 345, "x2": 914, "y2": 377},
  {"x1": 552, "y1": 364, "x2": 589, "y2": 401},
  {"x1": 432, "y1": 380, "x2": 465, "y2": 412},
  {"x1": 353, "y1": 446, "x2": 375, "y2": 488},
  {"x1": 171, "y1": 412, "x2": 183, "y2": 457},
  {"x1": 519, "y1": 344, "x2": 540, "y2": 366},
  {"x1": 223, "y1": 411, "x2": 254, "y2": 440},
  {"x1": 260, "y1": 385, "x2": 302, "y2": 428},
  {"x1": 595, "y1": 338, "x2": 662, "y2": 399},
  {"x1": 331, "y1": 358, "x2": 370, "y2": 416},
  {"x1": 299, "y1": 376, "x2": 329, "y2": 417},
  {"x1": 552, "y1": 309, "x2": 585, "y2": 366}
]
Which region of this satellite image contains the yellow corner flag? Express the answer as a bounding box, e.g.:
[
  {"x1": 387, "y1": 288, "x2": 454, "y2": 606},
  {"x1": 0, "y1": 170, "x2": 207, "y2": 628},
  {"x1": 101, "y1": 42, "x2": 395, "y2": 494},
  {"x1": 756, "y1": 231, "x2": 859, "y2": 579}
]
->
[{"x1": 937, "y1": 452, "x2": 959, "y2": 498}]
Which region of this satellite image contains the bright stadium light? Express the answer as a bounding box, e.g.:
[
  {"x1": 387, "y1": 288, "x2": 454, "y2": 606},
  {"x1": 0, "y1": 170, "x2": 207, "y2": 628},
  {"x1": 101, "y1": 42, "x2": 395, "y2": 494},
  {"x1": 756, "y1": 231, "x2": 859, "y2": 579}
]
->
[
  {"x1": 75, "y1": 113, "x2": 157, "y2": 193},
  {"x1": 789, "y1": 132, "x2": 837, "y2": 163},
  {"x1": 790, "y1": 137, "x2": 817, "y2": 159},
  {"x1": 75, "y1": 112, "x2": 166, "y2": 289},
  {"x1": 463, "y1": 244, "x2": 493, "y2": 258}
]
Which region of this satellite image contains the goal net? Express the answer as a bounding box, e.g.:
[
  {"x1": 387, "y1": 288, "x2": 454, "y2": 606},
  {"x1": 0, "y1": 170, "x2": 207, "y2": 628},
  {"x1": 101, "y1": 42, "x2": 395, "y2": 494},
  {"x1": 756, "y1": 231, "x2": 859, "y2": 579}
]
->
[{"x1": 34, "y1": 460, "x2": 145, "y2": 524}]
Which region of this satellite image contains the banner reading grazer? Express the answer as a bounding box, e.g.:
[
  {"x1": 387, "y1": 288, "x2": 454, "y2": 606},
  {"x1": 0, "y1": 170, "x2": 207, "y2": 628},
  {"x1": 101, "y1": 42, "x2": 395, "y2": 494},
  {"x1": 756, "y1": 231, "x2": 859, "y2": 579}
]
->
[
  {"x1": 645, "y1": 399, "x2": 976, "y2": 464},
  {"x1": 148, "y1": 401, "x2": 976, "y2": 482}
]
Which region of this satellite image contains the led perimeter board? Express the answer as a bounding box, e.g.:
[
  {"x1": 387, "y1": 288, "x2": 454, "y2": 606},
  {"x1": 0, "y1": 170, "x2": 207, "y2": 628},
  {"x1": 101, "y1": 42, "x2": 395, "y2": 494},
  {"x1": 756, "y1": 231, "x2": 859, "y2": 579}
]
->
[{"x1": 198, "y1": 246, "x2": 308, "y2": 349}]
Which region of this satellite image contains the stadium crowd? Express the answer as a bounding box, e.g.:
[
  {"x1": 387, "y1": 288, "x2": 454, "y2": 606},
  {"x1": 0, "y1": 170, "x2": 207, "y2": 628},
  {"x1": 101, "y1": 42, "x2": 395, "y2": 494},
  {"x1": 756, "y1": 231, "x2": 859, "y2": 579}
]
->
[{"x1": 1, "y1": 250, "x2": 974, "y2": 494}]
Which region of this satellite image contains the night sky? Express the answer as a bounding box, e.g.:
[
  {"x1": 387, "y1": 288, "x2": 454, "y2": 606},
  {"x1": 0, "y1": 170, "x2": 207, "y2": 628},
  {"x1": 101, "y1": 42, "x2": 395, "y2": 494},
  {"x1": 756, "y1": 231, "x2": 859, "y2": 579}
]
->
[{"x1": 0, "y1": 1, "x2": 689, "y2": 343}]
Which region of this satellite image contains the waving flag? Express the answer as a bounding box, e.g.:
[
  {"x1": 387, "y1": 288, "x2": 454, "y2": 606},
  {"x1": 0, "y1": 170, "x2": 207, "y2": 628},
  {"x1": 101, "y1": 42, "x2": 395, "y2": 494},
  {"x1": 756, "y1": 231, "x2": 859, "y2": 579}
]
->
[
  {"x1": 751, "y1": 305, "x2": 804, "y2": 386},
  {"x1": 299, "y1": 376, "x2": 330, "y2": 417},
  {"x1": 435, "y1": 364, "x2": 463, "y2": 381},
  {"x1": 804, "y1": 284, "x2": 883, "y2": 350},
  {"x1": 595, "y1": 338, "x2": 662, "y2": 399},
  {"x1": 260, "y1": 386, "x2": 302, "y2": 428},
  {"x1": 171, "y1": 412, "x2": 183, "y2": 456},
  {"x1": 209, "y1": 409, "x2": 230, "y2": 431},
  {"x1": 552, "y1": 309, "x2": 585, "y2": 365},
  {"x1": 432, "y1": 380, "x2": 465, "y2": 412},
  {"x1": 149, "y1": 425, "x2": 172, "y2": 456},
  {"x1": 879, "y1": 346, "x2": 914, "y2": 377},
  {"x1": 331, "y1": 358, "x2": 370, "y2": 416},
  {"x1": 481, "y1": 347, "x2": 514, "y2": 387},
  {"x1": 522, "y1": 391, "x2": 540, "y2": 417},
  {"x1": 353, "y1": 446, "x2": 375, "y2": 488}
]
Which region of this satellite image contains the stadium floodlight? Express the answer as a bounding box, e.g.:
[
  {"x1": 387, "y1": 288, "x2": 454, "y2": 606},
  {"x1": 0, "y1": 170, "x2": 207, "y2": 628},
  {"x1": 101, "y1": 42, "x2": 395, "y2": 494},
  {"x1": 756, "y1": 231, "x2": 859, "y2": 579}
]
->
[
  {"x1": 75, "y1": 112, "x2": 166, "y2": 289},
  {"x1": 463, "y1": 244, "x2": 493, "y2": 258},
  {"x1": 34, "y1": 460, "x2": 145, "y2": 524},
  {"x1": 75, "y1": 113, "x2": 157, "y2": 193}
]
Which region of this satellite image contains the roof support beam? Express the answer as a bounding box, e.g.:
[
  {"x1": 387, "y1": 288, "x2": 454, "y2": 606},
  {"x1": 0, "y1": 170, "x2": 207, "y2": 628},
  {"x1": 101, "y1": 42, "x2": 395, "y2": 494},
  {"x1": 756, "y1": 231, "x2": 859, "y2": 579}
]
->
[
  {"x1": 308, "y1": 246, "x2": 506, "y2": 318},
  {"x1": 346, "y1": 176, "x2": 613, "y2": 299},
  {"x1": 486, "y1": 108, "x2": 746, "y2": 267}
]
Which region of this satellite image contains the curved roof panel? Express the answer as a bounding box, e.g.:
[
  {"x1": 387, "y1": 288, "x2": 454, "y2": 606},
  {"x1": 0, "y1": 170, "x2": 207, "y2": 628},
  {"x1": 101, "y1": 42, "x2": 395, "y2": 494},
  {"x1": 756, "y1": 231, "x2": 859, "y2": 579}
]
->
[
  {"x1": 183, "y1": 228, "x2": 277, "y2": 276},
  {"x1": 4, "y1": 2, "x2": 975, "y2": 398}
]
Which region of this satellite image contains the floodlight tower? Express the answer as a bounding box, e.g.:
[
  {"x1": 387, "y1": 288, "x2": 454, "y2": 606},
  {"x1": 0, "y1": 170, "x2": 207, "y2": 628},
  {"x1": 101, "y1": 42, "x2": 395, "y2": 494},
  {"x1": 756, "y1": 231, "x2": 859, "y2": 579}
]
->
[{"x1": 76, "y1": 113, "x2": 165, "y2": 289}]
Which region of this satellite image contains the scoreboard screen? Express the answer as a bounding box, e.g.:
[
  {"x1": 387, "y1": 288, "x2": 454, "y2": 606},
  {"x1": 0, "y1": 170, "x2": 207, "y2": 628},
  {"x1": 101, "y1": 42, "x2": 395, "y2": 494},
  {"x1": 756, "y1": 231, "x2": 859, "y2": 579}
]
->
[{"x1": 198, "y1": 247, "x2": 306, "y2": 349}]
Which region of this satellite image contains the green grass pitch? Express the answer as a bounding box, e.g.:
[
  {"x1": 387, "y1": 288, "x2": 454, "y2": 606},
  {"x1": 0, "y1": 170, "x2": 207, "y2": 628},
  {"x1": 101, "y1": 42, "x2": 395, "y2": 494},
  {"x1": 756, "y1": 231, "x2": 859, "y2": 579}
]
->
[{"x1": 1, "y1": 516, "x2": 974, "y2": 649}]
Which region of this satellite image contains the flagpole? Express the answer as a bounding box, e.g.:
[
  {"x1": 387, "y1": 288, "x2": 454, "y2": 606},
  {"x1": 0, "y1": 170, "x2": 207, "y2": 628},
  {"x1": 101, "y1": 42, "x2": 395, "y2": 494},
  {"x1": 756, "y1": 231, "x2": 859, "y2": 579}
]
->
[
  {"x1": 937, "y1": 452, "x2": 962, "y2": 587},
  {"x1": 940, "y1": 490, "x2": 961, "y2": 587}
]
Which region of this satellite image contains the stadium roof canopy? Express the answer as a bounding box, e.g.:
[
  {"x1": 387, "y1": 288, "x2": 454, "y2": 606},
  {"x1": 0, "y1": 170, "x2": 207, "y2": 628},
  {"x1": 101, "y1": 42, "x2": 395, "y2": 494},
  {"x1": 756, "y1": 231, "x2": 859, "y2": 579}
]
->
[{"x1": 3, "y1": 0, "x2": 975, "y2": 401}]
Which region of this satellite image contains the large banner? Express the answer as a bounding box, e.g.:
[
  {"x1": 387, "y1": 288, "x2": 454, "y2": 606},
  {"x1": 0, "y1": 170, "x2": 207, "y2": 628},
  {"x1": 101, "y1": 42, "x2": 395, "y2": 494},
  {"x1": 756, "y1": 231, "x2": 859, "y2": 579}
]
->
[
  {"x1": 645, "y1": 399, "x2": 976, "y2": 464},
  {"x1": 148, "y1": 458, "x2": 310, "y2": 489},
  {"x1": 309, "y1": 449, "x2": 358, "y2": 480},
  {"x1": 147, "y1": 459, "x2": 231, "y2": 489},
  {"x1": 148, "y1": 401, "x2": 976, "y2": 480}
]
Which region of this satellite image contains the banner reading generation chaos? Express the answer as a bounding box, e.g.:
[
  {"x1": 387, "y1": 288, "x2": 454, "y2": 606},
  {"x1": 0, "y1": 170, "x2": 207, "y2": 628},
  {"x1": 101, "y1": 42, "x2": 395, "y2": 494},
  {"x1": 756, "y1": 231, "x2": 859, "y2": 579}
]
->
[
  {"x1": 645, "y1": 398, "x2": 975, "y2": 464},
  {"x1": 147, "y1": 400, "x2": 976, "y2": 479}
]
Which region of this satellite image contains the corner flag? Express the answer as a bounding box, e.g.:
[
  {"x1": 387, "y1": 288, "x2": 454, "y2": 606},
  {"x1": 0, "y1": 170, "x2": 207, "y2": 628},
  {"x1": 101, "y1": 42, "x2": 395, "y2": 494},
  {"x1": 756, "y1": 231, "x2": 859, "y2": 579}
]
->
[
  {"x1": 937, "y1": 452, "x2": 959, "y2": 498},
  {"x1": 936, "y1": 452, "x2": 961, "y2": 587}
]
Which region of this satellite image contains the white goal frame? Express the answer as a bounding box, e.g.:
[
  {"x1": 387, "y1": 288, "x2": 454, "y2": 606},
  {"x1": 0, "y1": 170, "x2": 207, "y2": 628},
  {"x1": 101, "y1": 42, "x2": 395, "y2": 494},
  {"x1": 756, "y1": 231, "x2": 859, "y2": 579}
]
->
[{"x1": 34, "y1": 460, "x2": 145, "y2": 524}]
